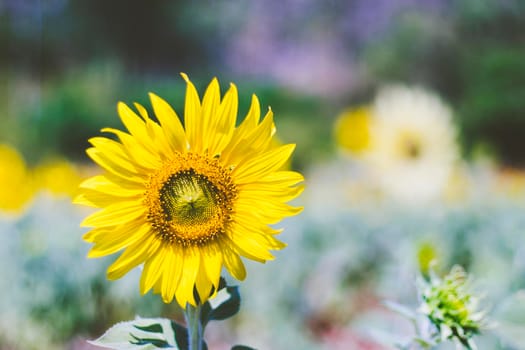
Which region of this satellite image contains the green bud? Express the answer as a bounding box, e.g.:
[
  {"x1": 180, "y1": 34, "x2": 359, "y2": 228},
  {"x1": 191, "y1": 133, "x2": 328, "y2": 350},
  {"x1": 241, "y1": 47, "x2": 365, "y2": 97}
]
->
[{"x1": 419, "y1": 265, "x2": 486, "y2": 348}]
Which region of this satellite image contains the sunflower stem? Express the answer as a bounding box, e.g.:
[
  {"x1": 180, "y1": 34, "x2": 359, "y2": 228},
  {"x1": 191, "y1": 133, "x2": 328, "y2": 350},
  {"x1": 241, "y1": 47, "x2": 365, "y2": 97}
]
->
[{"x1": 185, "y1": 303, "x2": 203, "y2": 350}]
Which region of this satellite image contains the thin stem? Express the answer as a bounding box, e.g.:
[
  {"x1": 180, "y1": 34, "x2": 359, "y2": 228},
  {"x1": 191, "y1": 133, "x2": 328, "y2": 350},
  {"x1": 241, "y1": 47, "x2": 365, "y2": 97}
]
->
[{"x1": 184, "y1": 303, "x2": 203, "y2": 350}]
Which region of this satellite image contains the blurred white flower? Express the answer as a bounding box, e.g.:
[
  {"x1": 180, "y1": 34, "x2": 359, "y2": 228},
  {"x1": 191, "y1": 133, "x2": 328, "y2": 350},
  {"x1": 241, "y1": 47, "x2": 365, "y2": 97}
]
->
[{"x1": 367, "y1": 84, "x2": 458, "y2": 204}]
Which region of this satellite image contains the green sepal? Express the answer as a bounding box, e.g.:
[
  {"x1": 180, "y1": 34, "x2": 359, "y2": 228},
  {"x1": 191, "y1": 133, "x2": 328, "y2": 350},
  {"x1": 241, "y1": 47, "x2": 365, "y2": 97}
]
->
[{"x1": 231, "y1": 345, "x2": 256, "y2": 350}]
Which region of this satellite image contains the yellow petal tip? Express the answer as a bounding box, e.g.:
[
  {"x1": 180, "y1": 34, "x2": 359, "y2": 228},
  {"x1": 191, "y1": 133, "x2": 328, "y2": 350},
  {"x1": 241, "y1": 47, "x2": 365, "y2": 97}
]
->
[
  {"x1": 148, "y1": 92, "x2": 159, "y2": 100},
  {"x1": 88, "y1": 248, "x2": 104, "y2": 259},
  {"x1": 180, "y1": 72, "x2": 190, "y2": 83}
]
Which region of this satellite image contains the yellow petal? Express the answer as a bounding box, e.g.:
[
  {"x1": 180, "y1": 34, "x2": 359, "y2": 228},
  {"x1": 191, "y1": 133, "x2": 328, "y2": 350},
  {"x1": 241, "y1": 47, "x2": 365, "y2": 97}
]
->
[
  {"x1": 79, "y1": 175, "x2": 144, "y2": 194},
  {"x1": 207, "y1": 83, "x2": 238, "y2": 155},
  {"x1": 73, "y1": 193, "x2": 98, "y2": 207},
  {"x1": 87, "y1": 222, "x2": 150, "y2": 257},
  {"x1": 222, "y1": 109, "x2": 275, "y2": 166},
  {"x1": 240, "y1": 228, "x2": 287, "y2": 250},
  {"x1": 239, "y1": 184, "x2": 304, "y2": 202},
  {"x1": 161, "y1": 244, "x2": 184, "y2": 304},
  {"x1": 258, "y1": 170, "x2": 305, "y2": 187},
  {"x1": 175, "y1": 246, "x2": 200, "y2": 307},
  {"x1": 229, "y1": 225, "x2": 275, "y2": 261},
  {"x1": 195, "y1": 264, "x2": 213, "y2": 304},
  {"x1": 82, "y1": 227, "x2": 109, "y2": 243},
  {"x1": 201, "y1": 78, "x2": 221, "y2": 152},
  {"x1": 133, "y1": 102, "x2": 149, "y2": 120},
  {"x1": 222, "y1": 243, "x2": 246, "y2": 281},
  {"x1": 224, "y1": 232, "x2": 266, "y2": 263},
  {"x1": 201, "y1": 244, "x2": 222, "y2": 289},
  {"x1": 81, "y1": 201, "x2": 146, "y2": 227},
  {"x1": 75, "y1": 190, "x2": 140, "y2": 208},
  {"x1": 233, "y1": 144, "x2": 296, "y2": 183},
  {"x1": 140, "y1": 244, "x2": 168, "y2": 294},
  {"x1": 103, "y1": 172, "x2": 146, "y2": 190},
  {"x1": 101, "y1": 128, "x2": 160, "y2": 170},
  {"x1": 86, "y1": 149, "x2": 138, "y2": 183},
  {"x1": 134, "y1": 102, "x2": 173, "y2": 159},
  {"x1": 233, "y1": 213, "x2": 283, "y2": 236},
  {"x1": 181, "y1": 73, "x2": 202, "y2": 153},
  {"x1": 240, "y1": 94, "x2": 261, "y2": 132},
  {"x1": 149, "y1": 92, "x2": 188, "y2": 152},
  {"x1": 236, "y1": 199, "x2": 303, "y2": 224},
  {"x1": 220, "y1": 95, "x2": 261, "y2": 163},
  {"x1": 117, "y1": 102, "x2": 156, "y2": 153},
  {"x1": 107, "y1": 233, "x2": 160, "y2": 280}
]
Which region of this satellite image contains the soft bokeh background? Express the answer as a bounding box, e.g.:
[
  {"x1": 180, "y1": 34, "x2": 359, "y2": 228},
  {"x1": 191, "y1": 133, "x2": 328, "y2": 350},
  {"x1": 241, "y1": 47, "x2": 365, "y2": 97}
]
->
[{"x1": 1, "y1": 1, "x2": 525, "y2": 349}]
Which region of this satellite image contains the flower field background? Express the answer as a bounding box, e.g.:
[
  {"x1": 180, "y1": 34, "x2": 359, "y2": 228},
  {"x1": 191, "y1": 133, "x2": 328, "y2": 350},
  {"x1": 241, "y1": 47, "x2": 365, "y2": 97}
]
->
[{"x1": 1, "y1": 1, "x2": 525, "y2": 349}]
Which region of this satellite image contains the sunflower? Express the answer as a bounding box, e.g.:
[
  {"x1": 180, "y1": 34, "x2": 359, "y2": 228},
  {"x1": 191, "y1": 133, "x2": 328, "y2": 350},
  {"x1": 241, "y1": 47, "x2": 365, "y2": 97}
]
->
[{"x1": 75, "y1": 74, "x2": 303, "y2": 307}]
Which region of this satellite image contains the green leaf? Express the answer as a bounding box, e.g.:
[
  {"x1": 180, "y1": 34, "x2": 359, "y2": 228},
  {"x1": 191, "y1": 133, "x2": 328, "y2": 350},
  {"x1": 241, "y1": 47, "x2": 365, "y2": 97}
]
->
[
  {"x1": 171, "y1": 321, "x2": 189, "y2": 350},
  {"x1": 492, "y1": 291, "x2": 525, "y2": 349},
  {"x1": 200, "y1": 283, "x2": 241, "y2": 327},
  {"x1": 88, "y1": 317, "x2": 178, "y2": 349},
  {"x1": 231, "y1": 346, "x2": 256, "y2": 350},
  {"x1": 413, "y1": 337, "x2": 437, "y2": 347},
  {"x1": 383, "y1": 301, "x2": 418, "y2": 321}
]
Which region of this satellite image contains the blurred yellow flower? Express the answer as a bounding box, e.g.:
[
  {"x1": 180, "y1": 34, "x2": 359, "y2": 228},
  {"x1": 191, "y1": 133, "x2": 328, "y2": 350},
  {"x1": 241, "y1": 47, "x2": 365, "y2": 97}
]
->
[
  {"x1": 75, "y1": 74, "x2": 303, "y2": 307},
  {"x1": 0, "y1": 144, "x2": 34, "y2": 213},
  {"x1": 417, "y1": 241, "x2": 439, "y2": 275},
  {"x1": 367, "y1": 85, "x2": 458, "y2": 203},
  {"x1": 333, "y1": 106, "x2": 371, "y2": 155},
  {"x1": 33, "y1": 158, "x2": 83, "y2": 197}
]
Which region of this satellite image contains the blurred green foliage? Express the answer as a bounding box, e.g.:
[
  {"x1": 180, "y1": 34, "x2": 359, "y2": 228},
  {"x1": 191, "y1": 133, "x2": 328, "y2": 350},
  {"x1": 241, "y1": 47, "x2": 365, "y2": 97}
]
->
[
  {"x1": 1, "y1": 65, "x2": 331, "y2": 168},
  {"x1": 1, "y1": 0, "x2": 524, "y2": 166},
  {"x1": 363, "y1": 1, "x2": 525, "y2": 165},
  {"x1": 459, "y1": 48, "x2": 525, "y2": 165}
]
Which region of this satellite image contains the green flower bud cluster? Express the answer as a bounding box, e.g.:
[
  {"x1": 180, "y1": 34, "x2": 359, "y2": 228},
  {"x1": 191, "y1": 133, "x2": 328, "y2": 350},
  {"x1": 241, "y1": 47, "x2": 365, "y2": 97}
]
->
[{"x1": 419, "y1": 265, "x2": 485, "y2": 349}]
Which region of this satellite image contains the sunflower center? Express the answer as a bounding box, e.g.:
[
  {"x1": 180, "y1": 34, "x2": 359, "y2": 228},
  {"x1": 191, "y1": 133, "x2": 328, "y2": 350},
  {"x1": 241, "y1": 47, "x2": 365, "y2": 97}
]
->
[
  {"x1": 146, "y1": 153, "x2": 237, "y2": 246},
  {"x1": 160, "y1": 169, "x2": 221, "y2": 225}
]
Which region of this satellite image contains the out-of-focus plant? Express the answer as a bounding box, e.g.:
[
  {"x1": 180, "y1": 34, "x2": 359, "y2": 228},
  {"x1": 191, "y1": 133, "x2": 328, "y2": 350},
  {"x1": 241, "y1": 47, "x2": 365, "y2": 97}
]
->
[
  {"x1": 0, "y1": 195, "x2": 126, "y2": 349},
  {"x1": 459, "y1": 47, "x2": 525, "y2": 166},
  {"x1": 362, "y1": 1, "x2": 525, "y2": 166},
  {"x1": 417, "y1": 242, "x2": 440, "y2": 277},
  {"x1": 0, "y1": 144, "x2": 35, "y2": 214},
  {"x1": 386, "y1": 265, "x2": 486, "y2": 349},
  {"x1": 419, "y1": 266, "x2": 485, "y2": 348},
  {"x1": 366, "y1": 84, "x2": 458, "y2": 204},
  {"x1": 329, "y1": 84, "x2": 460, "y2": 206},
  {"x1": 333, "y1": 106, "x2": 371, "y2": 156},
  {"x1": 32, "y1": 158, "x2": 84, "y2": 197},
  {"x1": 26, "y1": 65, "x2": 123, "y2": 161}
]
